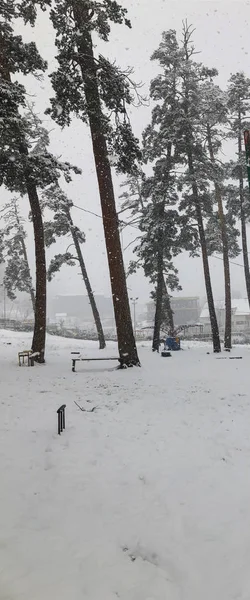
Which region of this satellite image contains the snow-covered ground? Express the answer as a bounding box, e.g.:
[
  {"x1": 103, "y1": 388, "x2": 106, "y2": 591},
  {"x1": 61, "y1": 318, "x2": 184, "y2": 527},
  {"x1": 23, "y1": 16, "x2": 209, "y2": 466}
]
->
[{"x1": 1, "y1": 329, "x2": 250, "y2": 600}]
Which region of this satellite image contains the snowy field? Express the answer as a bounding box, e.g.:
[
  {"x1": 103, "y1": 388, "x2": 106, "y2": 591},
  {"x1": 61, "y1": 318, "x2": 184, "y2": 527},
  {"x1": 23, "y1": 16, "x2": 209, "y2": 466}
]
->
[{"x1": 1, "y1": 329, "x2": 250, "y2": 600}]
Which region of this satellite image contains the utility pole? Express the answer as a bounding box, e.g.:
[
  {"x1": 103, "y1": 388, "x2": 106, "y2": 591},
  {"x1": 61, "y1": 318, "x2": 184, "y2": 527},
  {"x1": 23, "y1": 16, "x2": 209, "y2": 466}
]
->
[{"x1": 130, "y1": 297, "x2": 138, "y2": 339}]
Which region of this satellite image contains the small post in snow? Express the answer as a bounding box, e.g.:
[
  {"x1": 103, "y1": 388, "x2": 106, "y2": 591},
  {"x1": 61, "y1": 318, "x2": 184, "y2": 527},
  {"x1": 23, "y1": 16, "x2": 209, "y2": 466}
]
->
[{"x1": 57, "y1": 404, "x2": 66, "y2": 435}]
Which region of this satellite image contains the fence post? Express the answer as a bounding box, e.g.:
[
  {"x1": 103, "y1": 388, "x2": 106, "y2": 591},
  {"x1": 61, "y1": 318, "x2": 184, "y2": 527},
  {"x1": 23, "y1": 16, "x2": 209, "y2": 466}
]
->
[{"x1": 57, "y1": 404, "x2": 66, "y2": 435}]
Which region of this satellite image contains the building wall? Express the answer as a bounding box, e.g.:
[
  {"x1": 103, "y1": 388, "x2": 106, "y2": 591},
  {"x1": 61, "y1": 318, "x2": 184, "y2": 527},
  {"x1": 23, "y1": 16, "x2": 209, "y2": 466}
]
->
[
  {"x1": 200, "y1": 312, "x2": 250, "y2": 334},
  {"x1": 147, "y1": 297, "x2": 200, "y2": 327},
  {"x1": 170, "y1": 297, "x2": 200, "y2": 326}
]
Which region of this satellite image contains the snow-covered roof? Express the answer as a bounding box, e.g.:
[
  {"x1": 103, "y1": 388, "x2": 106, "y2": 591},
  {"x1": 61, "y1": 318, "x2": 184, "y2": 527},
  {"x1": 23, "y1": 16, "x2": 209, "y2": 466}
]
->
[{"x1": 200, "y1": 299, "x2": 250, "y2": 319}]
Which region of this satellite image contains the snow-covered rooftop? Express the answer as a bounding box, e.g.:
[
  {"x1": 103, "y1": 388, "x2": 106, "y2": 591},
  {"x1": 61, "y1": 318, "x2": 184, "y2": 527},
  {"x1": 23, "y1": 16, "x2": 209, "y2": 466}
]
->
[{"x1": 200, "y1": 299, "x2": 250, "y2": 319}]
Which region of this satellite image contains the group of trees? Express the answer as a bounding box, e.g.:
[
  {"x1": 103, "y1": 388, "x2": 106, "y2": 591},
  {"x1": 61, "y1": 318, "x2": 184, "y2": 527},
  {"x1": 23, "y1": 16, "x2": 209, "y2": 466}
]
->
[
  {"x1": 0, "y1": 2, "x2": 250, "y2": 363},
  {"x1": 0, "y1": 0, "x2": 140, "y2": 365},
  {"x1": 121, "y1": 27, "x2": 250, "y2": 354}
]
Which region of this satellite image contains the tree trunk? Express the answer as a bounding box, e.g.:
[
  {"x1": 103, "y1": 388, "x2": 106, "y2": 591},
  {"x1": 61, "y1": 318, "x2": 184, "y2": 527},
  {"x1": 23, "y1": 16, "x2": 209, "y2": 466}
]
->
[
  {"x1": 0, "y1": 44, "x2": 46, "y2": 362},
  {"x1": 196, "y1": 202, "x2": 221, "y2": 352},
  {"x1": 152, "y1": 254, "x2": 164, "y2": 352},
  {"x1": 20, "y1": 236, "x2": 36, "y2": 314},
  {"x1": 238, "y1": 126, "x2": 250, "y2": 307},
  {"x1": 72, "y1": 2, "x2": 139, "y2": 366},
  {"x1": 241, "y1": 208, "x2": 250, "y2": 305},
  {"x1": 25, "y1": 180, "x2": 46, "y2": 362},
  {"x1": 164, "y1": 281, "x2": 175, "y2": 336},
  {"x1": 152, "y1": 142, "x2": 172, "y2": 351},
  {"x1": 186, "y1": 146, "x2": 221, "y2": 352},
  {"x1": 68, "y1": 215, "x2": 106, "y2": 349},
  {"x1": 207, "y1": 124, "x2": 231, "y2": 349}
]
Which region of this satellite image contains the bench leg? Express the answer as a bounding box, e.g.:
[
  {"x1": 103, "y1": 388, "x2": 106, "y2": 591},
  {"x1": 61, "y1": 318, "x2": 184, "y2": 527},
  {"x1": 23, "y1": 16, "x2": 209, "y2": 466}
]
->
[{"x1": 72, "y1": 360, "x2": 76, "y2": 372}]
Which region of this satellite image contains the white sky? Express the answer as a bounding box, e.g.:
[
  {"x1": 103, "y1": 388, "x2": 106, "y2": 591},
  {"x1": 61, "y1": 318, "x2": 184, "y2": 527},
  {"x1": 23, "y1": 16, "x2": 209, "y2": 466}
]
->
[{"x1": 11, "y1": 0, "x2": 250, "y2": 307}]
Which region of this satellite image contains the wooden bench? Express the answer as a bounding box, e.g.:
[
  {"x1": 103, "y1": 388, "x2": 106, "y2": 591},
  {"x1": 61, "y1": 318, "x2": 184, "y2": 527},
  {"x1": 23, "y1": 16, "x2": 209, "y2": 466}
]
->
[
  {"x1": 18, "y1": 350, "x2": 40, "y2": 367},
  {"x1": 71, "y1": 352, "x2": 122, "y2": 372}
]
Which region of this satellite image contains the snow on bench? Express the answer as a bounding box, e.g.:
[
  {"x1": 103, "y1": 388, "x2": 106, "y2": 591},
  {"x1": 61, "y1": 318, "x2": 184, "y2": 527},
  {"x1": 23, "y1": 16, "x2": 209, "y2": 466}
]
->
[{"x1": 71, "y1": 352, "x2": 122, "y2": 372}]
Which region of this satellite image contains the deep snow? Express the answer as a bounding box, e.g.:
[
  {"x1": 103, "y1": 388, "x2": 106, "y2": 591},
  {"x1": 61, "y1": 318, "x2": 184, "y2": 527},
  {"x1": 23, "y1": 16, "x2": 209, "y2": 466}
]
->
[{"x1": 1, "y1": 330, "x2": 250, "y2": 599}]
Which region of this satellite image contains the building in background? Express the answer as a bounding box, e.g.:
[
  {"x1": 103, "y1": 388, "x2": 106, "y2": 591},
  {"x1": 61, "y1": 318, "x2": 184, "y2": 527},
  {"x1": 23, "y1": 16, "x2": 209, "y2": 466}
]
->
[
  {"x1": 200, "y1": 299, "x2": 250, "y2": 334},
  {"x1": 49, "y1": 294, "x2": 115, "y2": 329},
  {"x1": 170, "y1": 297, "x2": 200, "y2": 326},
  {"x1": 146, "y1": 296, "x2": 200, "y2": 327}
]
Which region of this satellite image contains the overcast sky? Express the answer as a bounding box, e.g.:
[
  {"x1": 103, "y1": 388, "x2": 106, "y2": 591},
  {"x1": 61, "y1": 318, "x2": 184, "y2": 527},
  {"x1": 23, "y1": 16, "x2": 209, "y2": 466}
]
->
[{"x1": 12, "y1": 0, "x2": 250, "y2": 308}]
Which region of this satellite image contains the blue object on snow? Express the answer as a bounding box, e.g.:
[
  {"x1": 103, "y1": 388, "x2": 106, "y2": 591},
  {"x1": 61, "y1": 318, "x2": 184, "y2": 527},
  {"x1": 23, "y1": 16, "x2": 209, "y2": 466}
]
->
[{"x1": 165, "y1": 337, "x2": 181, "y2": 351}]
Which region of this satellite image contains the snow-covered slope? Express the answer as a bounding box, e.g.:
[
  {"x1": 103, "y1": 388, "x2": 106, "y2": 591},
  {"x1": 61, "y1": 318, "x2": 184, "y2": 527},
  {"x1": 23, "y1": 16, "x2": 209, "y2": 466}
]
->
[{"x1": 1, "y1": 330, "x2": 250, "y2": 599}]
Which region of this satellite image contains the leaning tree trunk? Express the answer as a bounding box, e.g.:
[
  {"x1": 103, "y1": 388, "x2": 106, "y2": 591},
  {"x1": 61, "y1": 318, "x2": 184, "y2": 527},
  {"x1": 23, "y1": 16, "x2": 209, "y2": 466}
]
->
[
  {"x1": 0, "y1": 46, "x2": 46, "y2": 362},
  {"x1": 72, "y1": 2, "x2": 139, "y2": 366},
  {"x1": 68, "y1": 216, "x2": 106, "y2": 349},
  {"x1": 186, "y1": 146, "x2": 221, "y2": 353},
  {"x1": 238, "y1": 126, "x2": 250, "y2": 307},
  {"x1": 207, "y1": 124, "x2": 232, "y2": 349},
  {"x1": 20, "y1": 236, "x2": 36, "y2": 314}
]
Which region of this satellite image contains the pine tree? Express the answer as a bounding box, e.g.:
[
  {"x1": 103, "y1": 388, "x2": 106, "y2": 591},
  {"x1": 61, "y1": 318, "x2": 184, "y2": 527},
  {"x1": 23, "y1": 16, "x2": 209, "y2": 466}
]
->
[
  {"x1": 0, "y1": 0, "x2": 80, "y2": 361},
  {"x1": 140, "y1": 175, "x2": 196, "y2": 352},
  {"x1": 227, "y1": 72, "x2": 250, "y2": 307},
  {"x1": 38, "y1": 0, "x2": 141, "y2": 366},
  {"x1": 0, "y1": 3, "x2": 48, "y2": 359},
  {"x1": 41, "y1": 184, "x2": 106, "y2": 349},
  {"x1": 145, "y1": 25, "x2": 221, "y2": 352},
  {"x1": 0, "y1": 199, "x2": 35, "y2": 311},
  {"x1": 150, "y1": 272, "x2": 181, "y2": 337},
  {"x1": 121, "y1": 167, "x2": 196, "y2": 351}
]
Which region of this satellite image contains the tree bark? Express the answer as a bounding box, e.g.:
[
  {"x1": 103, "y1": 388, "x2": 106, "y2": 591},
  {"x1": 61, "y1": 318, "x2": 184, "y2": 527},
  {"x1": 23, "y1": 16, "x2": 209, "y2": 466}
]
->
[
  {"x1": 152, "y1": 142, "x2": 173, "y2": 351},
  {"x1": 72, "y1": 2, "x2": 139, "y2": 366},
  {"x1": 187, "y1": 146, "x2": 221, "y2": 352},
  {"x1": 238, "y1": 123, "x2": 250, "y2": 307},
  {"x1": 152, "y1": 235, "x2": 164, "y2": 352},
  {"x1": 164, "y1": 281, "x2": 175, "y2": 336},
  {"x1": 207, "y1": 124, "x2": 232, "y2": 349},
  {"x1": 25, "y1": 179, "x2": 46, "y2": 362},
  {"x1": 240, "y1": 206, "x2": 250, "y2": 305},
  {"x1": 0, "y1": 42, "x2": 46, "y2": 362},
  {"x1": 67, "y1": 213, "x2": 106, "y2": 349}
]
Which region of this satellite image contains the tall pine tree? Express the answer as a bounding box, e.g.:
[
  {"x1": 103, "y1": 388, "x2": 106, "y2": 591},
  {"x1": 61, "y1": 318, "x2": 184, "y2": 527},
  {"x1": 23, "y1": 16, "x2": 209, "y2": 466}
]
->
[
  {"x1": 120, "y1": 167, "x2": 197, "y2": 351},
  {"x1": 39, "y1": 0, "x2": 141, "y2": 366},
  {"x1": 0, "y1": 1, "x2": 48, "y2": 359},
  {"x1": 145, "y1": 25, "x2": 221, "y2": 352}
]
